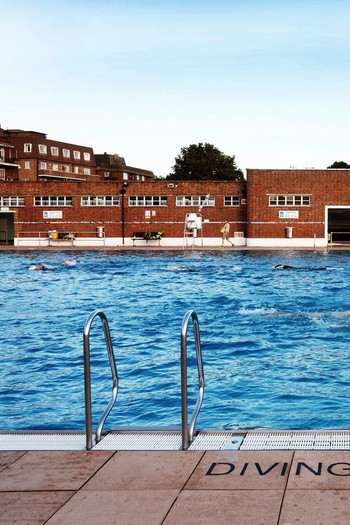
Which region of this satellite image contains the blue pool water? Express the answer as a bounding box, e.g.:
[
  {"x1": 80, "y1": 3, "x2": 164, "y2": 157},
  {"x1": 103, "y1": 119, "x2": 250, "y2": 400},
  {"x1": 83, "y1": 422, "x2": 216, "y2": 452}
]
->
[{"x1": 1, "y1": 248, "x2": 350, "y2": 432}]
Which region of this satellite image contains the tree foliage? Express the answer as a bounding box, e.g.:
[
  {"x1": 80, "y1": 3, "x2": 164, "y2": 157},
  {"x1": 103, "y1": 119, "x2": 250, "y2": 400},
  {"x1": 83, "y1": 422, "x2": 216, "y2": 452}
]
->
[
  {"x1": 166, "y1": 143, "x2": 244, "y2": 181},
  {"x1": 327, "y1": 161, "x2": 350, "y2": 169}
]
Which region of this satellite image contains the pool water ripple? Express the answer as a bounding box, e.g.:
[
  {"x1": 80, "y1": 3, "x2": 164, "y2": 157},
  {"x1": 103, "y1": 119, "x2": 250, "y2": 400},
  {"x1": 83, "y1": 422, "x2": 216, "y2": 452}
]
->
[{"x1": 2, "y1": 249, "x2": 350, "y2": 431}]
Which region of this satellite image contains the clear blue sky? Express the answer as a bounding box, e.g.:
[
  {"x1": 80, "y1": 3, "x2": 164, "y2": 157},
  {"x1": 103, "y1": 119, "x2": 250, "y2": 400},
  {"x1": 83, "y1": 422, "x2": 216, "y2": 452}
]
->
[{"x1": 2, "y1": 0, "x2": 350, "y2": 176}]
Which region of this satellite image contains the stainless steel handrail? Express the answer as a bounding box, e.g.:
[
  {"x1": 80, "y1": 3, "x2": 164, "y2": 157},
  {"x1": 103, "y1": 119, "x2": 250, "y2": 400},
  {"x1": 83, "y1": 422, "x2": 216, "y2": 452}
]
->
[
  {"x1": 83, "y1": 309, "x2": 118, "y2": 450},
  {"x1": 181, "y1": 309, "x2": 205, "y2": 450}
]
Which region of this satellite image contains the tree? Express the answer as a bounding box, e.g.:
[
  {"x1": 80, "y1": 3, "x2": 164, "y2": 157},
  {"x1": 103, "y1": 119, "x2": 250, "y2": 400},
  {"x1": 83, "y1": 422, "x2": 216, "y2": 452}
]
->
[
  {"x1": 166, "y1": 143, "x2": 244, "y2": 181},
  {"x1": 327, "y1": 161, "x2": 350, "y2": 169}
]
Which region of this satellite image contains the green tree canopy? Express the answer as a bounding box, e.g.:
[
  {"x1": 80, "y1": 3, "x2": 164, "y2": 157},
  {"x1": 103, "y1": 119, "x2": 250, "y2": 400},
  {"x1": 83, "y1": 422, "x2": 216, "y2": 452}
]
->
[
  {"x1": 166, "y1": 143, "x2": 244, "y2": 181},
  {"x1": 327, "y1": 161, "x2": 350, "y2": 168}
]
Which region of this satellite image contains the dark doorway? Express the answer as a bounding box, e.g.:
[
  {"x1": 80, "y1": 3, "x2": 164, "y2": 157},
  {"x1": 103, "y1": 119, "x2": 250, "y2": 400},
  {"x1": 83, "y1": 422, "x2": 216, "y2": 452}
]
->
[
  {"x1": 328, "y1": 208, "x2": 350, "y2": 243},
  {"x1": 0, "y1": 212, "x2": 15, "y2": 244}
]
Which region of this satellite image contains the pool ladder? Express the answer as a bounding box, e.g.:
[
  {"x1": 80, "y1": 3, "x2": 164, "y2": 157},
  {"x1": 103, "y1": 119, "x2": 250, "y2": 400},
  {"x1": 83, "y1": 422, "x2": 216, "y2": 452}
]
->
[{"x1": 83, "y1": 309, "x2": 204, "y2": 451}]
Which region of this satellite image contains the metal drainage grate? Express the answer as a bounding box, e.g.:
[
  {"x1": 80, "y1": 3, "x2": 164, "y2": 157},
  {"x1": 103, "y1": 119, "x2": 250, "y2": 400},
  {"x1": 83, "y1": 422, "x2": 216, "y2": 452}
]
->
[
  {"x1": 0, "y1": 432, "x2": 86, "y2": 451},
  {"x1": 189, "y1": 431, "x2": 244, "y2": 450},
  {"x1": 241, "y1": 430, "x2": 350, "y2": 450},
  {"x1": 93, "y1": 431, "x2": 183, "y2": 450},
  {"x1": 93, "y1": 431, "x2": 245, "y2": 451}
]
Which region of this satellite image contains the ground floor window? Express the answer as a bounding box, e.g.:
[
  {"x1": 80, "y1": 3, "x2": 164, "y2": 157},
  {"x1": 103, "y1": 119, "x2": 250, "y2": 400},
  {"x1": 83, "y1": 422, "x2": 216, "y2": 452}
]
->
[
  {"x1": 81, "y1": 196, "x2": 120, "y2": 206},
  {"x1": 0, "y1": 196, "x2": 24, "y2": 206},
  {"x1": 176, "y1": 195, "x2": 215, "y2": 206},
  {"x1": 224, "y1": 196, "x2": 240, "y2": 206},
  {"x1": 34, "y1": 196, "x2": 72, "y2": 206},
  {"x1": 269, "y1": 195, "x2": 311, "y2": 206},
  {"x1": 129, "y1": 196, "x2": 167, "y2": 206}
]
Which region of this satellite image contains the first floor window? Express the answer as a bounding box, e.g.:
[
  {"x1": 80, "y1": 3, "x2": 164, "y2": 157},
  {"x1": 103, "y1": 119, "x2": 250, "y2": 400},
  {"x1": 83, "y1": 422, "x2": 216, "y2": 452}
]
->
[
  {"x1": 0, "y1": 170, "x2": 5, "y2": 180},
  {"x1": 34, "y1": 196, "x2": 72, "y2": 206},
  {"x1": 24, "y1": 161, "x2": 30, "y2": 169},
  {"x1": 40, "y1": 162, "x2": 47, "y2": 170},
  {"x1": 24, "y1": 143, "x2": 32, "y2": 153}
]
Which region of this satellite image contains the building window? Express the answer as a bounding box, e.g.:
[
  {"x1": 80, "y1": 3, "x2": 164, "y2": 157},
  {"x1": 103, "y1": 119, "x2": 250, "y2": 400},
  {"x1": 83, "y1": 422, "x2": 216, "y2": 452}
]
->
[
  {"x1": 24, "y1": 143, "x2": 32, "y2": 153},
  {"x1": 24, "y1": 161, "x2": 30, "y2": 169},
  {"x1": 83, "y1": 152, "x2": 90, "y2": 161},
  {"x1": 61, "y1": 165, "x2": 70, "y2": 172},
  {"x1": 63, "y1": 149, "x2": 70, "y2": 158},
  {"x1": 0, "y1": 170, "x2": 5, "y2": 180},
  {"x1": 53, "y1": 163, "x2": 59, "y2": 171},
  {"x1": 83, "y1": 168, "x2": 91, "y2": 175},
  {"x1": 176, "y1": 195, "x2": 215, "y2": 206},
  {"x1": 129, "y1": 196, "x2": 168, "y2": 206},
  {"x1": 51, "y1": 146, "x2": 59, "y2": 156},
  {"x1": 0, "y1": 196, "x2": 24, "y2": 206},
  {"x1": 73, "y1": 150, "x2": 81, "y2": 160},
  {"x1": 34, "y1": 196, "x2": 72, "y2": 206},
  {"x1": 40, "y1": 162, "x2": 47, "y2": 170},
  {"x1": 74, "y1": 166, "x2": 79, "y2": 174},
  {"x1": 81, "y1": 196, "x2": 120, "y2": 206},
  {"x1": 224, "y1": 196, "x2": 240, "y2": 206},
  {"x1": 38, "y1": 144, "x2": 47, "y2": 154},
  {"x1": 269, "y1": 195, "x2": 311, "y2": 206}
]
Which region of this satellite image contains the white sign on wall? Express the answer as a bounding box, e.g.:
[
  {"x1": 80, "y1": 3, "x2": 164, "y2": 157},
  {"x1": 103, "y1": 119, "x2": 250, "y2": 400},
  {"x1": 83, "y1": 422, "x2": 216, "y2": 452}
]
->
[
  {"x1": 43, "y1": 210, "x2": 63, "y2": 219},
  {"x1": 279, "y1": 210, "x2": 299, "y2": 219}
]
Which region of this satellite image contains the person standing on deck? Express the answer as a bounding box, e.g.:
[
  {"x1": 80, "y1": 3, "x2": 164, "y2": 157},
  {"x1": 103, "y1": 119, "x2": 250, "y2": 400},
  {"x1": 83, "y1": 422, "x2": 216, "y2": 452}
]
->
[{"x1": 220, "y1": 220, "x2": 234, "y2": 247}]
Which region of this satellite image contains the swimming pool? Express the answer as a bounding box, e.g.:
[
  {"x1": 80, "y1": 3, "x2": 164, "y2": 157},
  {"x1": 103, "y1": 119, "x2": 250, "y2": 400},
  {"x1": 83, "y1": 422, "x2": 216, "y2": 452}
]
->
[{"x1": 1, "y1": 248, "x2": 350, "y2": 432}]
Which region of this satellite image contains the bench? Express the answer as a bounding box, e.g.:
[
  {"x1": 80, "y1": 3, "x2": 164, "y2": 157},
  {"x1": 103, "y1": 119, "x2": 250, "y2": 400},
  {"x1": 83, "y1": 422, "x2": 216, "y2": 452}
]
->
[
  {"x1": 132, "y1": 231, "x2": 164, "y2": 246},
  {"x1": 49, "y1": 232, "x2": 76, "y2": 246}
]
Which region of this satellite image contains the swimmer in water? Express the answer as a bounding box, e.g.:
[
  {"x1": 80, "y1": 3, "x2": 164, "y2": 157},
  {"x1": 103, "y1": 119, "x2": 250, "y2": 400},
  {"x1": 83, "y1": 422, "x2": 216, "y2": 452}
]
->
[
  {"x1": 274, "y1": 264, "x2": 331, "y2": 271},
  {"x1": 232, "y1": 265, "x2": 241, "y2": 271},
  {"x1": 29, "y1": 263, "x2": 47, "y2": 271},
  {"x1": 167, "y1": 265, "x2": 196, "y2": 272},
  {"x1": 63, "y1": 258, "x2": 77, "y2": 266}
]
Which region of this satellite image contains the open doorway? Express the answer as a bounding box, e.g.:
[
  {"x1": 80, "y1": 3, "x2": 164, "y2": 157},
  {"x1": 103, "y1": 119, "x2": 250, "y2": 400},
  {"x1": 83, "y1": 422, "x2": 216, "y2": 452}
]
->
[
  {"x1": 0, "y1": 212, "x2": 15, "y2": 244},
  {"x1": 327, "y1": 207, "x2": 350, "y2": 244}
]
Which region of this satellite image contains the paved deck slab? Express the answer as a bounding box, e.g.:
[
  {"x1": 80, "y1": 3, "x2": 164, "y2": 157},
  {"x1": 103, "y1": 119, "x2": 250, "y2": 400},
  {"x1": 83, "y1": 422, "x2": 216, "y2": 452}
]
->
[{"x1": 2, "y1": 449, "x2": 350, "y2": 524}]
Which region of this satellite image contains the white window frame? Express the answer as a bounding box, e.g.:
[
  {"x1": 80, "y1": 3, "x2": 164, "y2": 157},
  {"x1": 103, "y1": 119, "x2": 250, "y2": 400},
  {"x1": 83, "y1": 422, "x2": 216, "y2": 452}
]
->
[
  {"x1": 53, "y1": 163, "x2": 59, "y2": 171},
  {"x1": 34, "y1": 196, "x2": 72, "y2": 206},
  {"x1": 24, "y1": 161, "x2": 30, "y2": 169},
  {"x1": 269, "y1": 195, "x2": 311, "y2": 206},
  {"x1": 128, "y1": 196, "x2": 168, "y2": 206},
  {"x1": 24, "y1": 143, "x2": 32, "y2": 153},
  {"x1": 81, "y1": 195, "x2": 120, "y2": 206},
  {"x1": 51, "y1": 146, "x2": 59, "y2": 156},
  {"x1": 73, "y1": 150, "x2": 81, "y2": 160},
  {"x1": 224, "y1": 196, "x2": 240, "y2": 206},
  {"x1": 176, "y1": 195, "x2": 215, "y2": 206},
  {"x1": 83, "y1": 152, "x2": 91, "y2": 161},
  {"x1": 63, "y1": 149, "x2": 70, "y2": 158},
  {"x1": 40, "y1": 162, "x2": 47, "y2": 170},
  {"x1": 38, "y1": 144, "x2": 47, "y2": 154},
  {"x1": 0, "y1": 169, "x2": 5, "y2": 180},
  {"x1": 61, "y1": 165, "x2": 70, "y2": 173},
  {"x1": 0, "y1": 196, "x2": 24, "y2": 206},
  {"x1": 83, "y1": 167, "x2": 91, "y2": 175}
]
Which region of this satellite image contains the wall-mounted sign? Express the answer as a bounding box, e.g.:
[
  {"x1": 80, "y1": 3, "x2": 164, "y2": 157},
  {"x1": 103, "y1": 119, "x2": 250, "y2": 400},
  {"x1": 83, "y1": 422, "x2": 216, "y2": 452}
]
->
[
  {"x1": 43, "y1": 210, "x2": 63, "y2": 219},
  {"x1": 279, "y1": 210, "x2": 299, "y2": 219}
]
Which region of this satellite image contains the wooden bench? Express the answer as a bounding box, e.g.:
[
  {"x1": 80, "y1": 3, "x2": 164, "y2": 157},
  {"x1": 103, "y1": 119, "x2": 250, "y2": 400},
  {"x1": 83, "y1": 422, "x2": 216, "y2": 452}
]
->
[{"x1": 131, "y1": 231, "x2": 164, "y2": 246}]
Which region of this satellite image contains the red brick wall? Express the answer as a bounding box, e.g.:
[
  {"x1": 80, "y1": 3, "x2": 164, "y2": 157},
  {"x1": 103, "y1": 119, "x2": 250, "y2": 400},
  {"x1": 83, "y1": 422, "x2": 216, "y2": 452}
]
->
[
  {"x1": 0, "y1": 180, "x2": 247, "y2": 239},
  {"x1": 247, "y1": 169, "x2": 350, "y2": 239}
]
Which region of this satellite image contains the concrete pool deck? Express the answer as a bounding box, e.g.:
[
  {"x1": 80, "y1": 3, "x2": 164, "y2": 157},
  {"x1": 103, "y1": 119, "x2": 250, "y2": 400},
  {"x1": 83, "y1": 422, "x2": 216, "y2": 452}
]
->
[{"x1": 2, "y1": 448, "x2": 350, "y2": 524}]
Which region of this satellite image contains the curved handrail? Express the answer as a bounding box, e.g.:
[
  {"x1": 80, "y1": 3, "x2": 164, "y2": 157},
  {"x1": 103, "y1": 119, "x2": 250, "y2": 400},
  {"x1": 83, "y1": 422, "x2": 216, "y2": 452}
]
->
[
  {"x1": 181, "y1": 309, "x2": 205, "y2": 450},
  {"x1": 83, "y1": 309, "x2": 118, "y2": 450}
]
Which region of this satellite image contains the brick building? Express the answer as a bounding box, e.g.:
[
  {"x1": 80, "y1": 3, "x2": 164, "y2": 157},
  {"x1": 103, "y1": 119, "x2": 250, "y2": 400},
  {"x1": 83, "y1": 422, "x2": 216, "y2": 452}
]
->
[
  {"x1": 1, "y1": 125, "x2": 350, "y2": 248},
  {"x1": 0, "y1": 179, "x2": 246, "y2": 247},
  {"x1": 246, "y1": 169, "x2": 350, "y2": 248}
]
